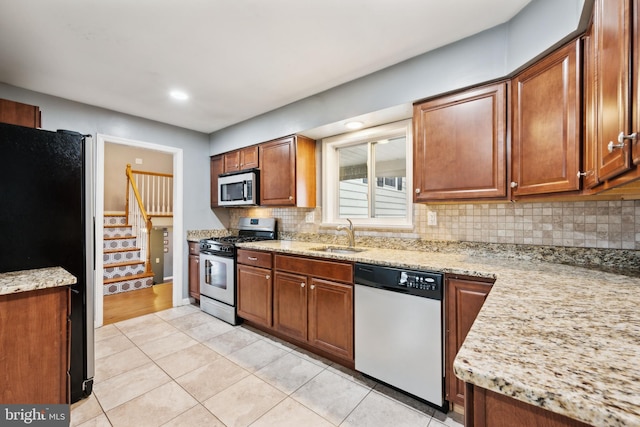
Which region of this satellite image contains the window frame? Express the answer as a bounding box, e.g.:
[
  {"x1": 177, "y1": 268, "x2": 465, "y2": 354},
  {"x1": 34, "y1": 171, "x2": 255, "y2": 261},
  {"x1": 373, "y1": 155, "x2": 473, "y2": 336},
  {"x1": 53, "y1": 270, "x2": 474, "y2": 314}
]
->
[{"x1": 321, "y1": 119, "x2": 413, "y2": 228}]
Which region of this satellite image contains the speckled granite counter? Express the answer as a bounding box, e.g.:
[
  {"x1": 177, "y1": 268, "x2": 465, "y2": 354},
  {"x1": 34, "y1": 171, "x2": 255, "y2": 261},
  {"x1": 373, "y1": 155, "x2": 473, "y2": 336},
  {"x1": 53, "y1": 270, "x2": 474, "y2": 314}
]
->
[
  {"x1": 186, "y1": 229, "x2": 229, "y2": 242},
  {"x1": 0, "y1": 267, "x2": 77, "y2": 296},
  {"x1": 237, "y1": 240, "x2": 640, "y2": 427}
]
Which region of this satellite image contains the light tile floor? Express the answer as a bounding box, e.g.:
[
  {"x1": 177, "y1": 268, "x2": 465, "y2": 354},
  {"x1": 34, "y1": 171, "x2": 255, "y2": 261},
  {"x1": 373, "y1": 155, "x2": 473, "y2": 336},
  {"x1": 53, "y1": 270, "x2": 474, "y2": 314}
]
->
[{"x1": 71, "y1": 305, "x2": 464, "y2": 427}]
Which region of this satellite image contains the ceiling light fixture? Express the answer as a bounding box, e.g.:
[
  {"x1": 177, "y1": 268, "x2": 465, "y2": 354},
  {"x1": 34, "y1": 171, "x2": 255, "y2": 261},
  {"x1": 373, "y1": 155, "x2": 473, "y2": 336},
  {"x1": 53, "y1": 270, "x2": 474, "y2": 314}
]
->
[
  {"x1": 345, "y1": 121, "x2": 364, "y2": 130},
  {"x1": 169, "y1": 90, "x2": 189, "y2": 101}
]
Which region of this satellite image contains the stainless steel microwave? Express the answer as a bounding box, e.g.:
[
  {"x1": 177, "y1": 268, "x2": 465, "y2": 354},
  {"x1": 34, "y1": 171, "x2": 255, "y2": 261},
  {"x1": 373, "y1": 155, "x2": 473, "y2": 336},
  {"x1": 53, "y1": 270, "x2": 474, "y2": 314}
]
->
[{"x1": 218, "y1": 169, "x2": 258, "y2": 206}]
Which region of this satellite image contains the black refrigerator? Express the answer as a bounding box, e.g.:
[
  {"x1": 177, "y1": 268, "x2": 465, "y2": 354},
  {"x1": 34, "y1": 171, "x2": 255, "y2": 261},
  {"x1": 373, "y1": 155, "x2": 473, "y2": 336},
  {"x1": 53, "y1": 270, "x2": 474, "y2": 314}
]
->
[{"x1": 0, "y1": 122, "x2": 95, "y2": 403}]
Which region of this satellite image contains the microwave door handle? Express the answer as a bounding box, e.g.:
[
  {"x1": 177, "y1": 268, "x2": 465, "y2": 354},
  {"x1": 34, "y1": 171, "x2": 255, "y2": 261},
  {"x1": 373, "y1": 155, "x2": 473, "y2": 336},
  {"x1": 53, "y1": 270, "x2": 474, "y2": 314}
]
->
[
  {"x1": 205, "y1": 259, "x2": 212, "y2": 284},
  {"x1": 243, "y1": 180, "x2": 248, "y2": 201}
]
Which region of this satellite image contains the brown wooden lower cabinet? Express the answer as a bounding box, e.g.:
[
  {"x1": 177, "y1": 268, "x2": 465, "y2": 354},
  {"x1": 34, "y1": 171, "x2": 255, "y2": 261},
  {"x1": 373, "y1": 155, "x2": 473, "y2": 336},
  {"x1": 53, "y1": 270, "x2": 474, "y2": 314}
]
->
[
  {"x1": 273, "y1": 271, "x2": 308, "y2": 340},
  {"x1": 445, "y1": 275, "x2": 494, "y2": 408},
  {"x1": 267, "y1": 254, "x2": 353, "y2": 363},
  {"x1": 236, "y1": 249, "x2": 273, "y2": 327},
  {"x1": 188, "y1": 242, "x2": 200, "y2": 301},
  {"x1": 307, "y1": 277, "x2": 353, "y2": 360},
  {"x1": 465, "y1": 384, "x2": 592, "y2": 427},
  {"x1": 0, "y1": 286, "x2": 70, "y2": 404}
]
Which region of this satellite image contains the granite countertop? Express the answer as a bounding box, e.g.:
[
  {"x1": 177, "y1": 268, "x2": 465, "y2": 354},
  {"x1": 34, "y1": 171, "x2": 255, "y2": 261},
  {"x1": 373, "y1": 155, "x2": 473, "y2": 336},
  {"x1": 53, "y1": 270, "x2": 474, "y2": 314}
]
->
[
  {"x1": 237, "y1": 240, "x2": 640, "y2": 427},
  {"x1": 0, "y1": 267, "x2": 77, "y2": 296}
]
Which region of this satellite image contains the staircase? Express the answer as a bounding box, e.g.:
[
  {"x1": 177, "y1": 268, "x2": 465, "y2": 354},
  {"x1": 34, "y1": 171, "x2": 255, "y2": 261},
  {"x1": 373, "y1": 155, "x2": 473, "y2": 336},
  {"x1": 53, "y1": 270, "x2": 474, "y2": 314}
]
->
[{"x1": 103, "y1": 214, "x2": 154, "y2": 296}]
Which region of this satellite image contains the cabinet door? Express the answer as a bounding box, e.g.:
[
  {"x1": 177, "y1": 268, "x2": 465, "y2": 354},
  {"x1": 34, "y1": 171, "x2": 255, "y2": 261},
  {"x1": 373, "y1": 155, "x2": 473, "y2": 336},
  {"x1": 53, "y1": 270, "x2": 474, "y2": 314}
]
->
[
  {"x1": 413, "y1": 82, "x2": 507, "y2": 201},
  {"x1": 633, "y1": 0, "x2": 640, "y2": 166},
  {"x1": 210, "y1": 155, "x2": 224, "y2": 208},
  {"x1": 224, "y1": 150, "x2": 241, "y2": 172},
  {"x1": 188, "y1": 254, "x2": 200, "y2": 300},
  {"x1": 595, "y1": 0, "x2": 632, "y2": 180},
  {"x1": 511, "y1": 40, "x2": 581, "y2": 196},
  {"x1": 308, "y1": 278, "x2": 353, "y2": 360},
  {"x1": 188, "y1": 242, "x2": 200, "y2": 300},
  {"x1": 237, "y1": 264, "x2": 273, "y2": 327},
  {"x1": 0, "y1": 287, "x2": 69, "y2": 403},
  {"x1": 583, "y1": 22, "x2": 601, "y2": 188},
  {"x1": 0, "y1": 99, "x2": 41, "y2": 128},
  {"x1": 273, "y1": 271, "x2": 307, "y2": 340},
  {"x1": 469, "y1": 386, "x2": 591, "y2": 427},
  {"x1": 445, "y1": 277, "x2": 493, "y2": 407},
  {"x1": 240, "y1": 146, "x2": 259, "y2": 170},
  {"x1": 260, "y1": 136, "x2": 296, "y2": 205}
]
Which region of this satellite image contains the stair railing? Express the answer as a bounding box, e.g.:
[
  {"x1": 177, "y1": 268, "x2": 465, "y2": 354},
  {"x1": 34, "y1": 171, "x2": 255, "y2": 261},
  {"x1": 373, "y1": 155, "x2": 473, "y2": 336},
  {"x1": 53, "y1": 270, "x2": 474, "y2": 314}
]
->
[
  {"x1": 125, "y1": 164, "x2": 153, "y2": 274},
  {"x1": 128, "y1": 167, "x2": 174, "y2": 216}
]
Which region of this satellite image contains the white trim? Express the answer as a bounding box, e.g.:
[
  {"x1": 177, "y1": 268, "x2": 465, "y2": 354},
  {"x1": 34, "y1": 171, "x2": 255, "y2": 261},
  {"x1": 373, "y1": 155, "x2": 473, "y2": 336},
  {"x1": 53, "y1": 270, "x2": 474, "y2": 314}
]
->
[
  {"x1": 321, "y1": 119, "x2": 413, "y2": 228},
  {"x1": 95, "y1": 134, "x2": 184, "y2": 328}
]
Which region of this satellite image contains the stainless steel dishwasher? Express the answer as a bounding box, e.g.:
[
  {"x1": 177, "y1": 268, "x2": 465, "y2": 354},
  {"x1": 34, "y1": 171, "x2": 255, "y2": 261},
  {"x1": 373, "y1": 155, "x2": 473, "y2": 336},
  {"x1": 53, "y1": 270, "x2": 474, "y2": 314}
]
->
[{"x1": 354, "y1": 262, "x2": 445, "y2": 410}]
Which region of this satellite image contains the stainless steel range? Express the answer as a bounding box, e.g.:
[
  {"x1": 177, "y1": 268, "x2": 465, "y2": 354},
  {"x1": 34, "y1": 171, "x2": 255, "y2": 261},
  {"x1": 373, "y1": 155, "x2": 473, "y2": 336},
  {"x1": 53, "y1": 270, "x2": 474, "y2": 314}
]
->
[{"x1": 199, "y1": 217, "x2": 276, "y2": 325}]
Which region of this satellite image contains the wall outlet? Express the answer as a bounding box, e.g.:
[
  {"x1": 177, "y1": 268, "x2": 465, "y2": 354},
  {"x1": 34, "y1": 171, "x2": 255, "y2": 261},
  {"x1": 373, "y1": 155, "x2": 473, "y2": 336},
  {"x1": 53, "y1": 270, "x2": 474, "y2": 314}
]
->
[
  {"x1": 305, "y1": 212, "x2": 315, "y2": 223},
  {"x1": 427, "y1": 211, "x2": 437, "y2": 226},
  {"x1": 155, "y1": 257, "x2": 160, "y2": 263},
  {"x1": 135, "y1": 158, "x2": 143, "y2": 164}
]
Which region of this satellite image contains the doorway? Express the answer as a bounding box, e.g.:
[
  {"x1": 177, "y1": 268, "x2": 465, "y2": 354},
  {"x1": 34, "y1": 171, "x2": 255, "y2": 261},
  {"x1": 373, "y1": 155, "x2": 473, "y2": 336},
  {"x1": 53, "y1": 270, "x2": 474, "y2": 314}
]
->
[{"x1": 95, "y1": 134, "x2": 184, "y2": 328}]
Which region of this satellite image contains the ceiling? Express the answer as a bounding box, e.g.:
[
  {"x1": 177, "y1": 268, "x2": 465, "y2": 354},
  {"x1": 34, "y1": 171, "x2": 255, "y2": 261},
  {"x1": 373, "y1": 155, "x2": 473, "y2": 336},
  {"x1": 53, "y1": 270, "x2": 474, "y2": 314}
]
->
[{"x1": 0, "y1": 0, "x2": 531, "y2": 134}]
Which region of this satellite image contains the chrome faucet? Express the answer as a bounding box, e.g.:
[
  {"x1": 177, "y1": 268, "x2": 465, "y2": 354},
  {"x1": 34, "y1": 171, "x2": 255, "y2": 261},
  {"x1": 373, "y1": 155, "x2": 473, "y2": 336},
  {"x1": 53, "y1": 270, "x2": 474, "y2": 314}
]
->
[{"x1": 337, "y1": 218, "x2": 355, "y2": 247}]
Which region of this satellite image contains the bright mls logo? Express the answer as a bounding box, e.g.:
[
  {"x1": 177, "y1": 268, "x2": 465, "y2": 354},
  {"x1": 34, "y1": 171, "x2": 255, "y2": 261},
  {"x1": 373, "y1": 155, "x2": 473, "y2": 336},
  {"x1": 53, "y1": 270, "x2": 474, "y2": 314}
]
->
[{"x1": 1, "y1": 405, "x2": 69, "y2": 427}]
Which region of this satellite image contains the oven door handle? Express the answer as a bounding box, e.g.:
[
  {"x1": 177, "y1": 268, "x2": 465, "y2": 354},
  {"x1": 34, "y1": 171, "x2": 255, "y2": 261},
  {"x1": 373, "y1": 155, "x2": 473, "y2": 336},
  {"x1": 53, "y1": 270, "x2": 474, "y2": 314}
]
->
[{"x1": 205, "y1": 259, "x2": 212, "y2": 285}]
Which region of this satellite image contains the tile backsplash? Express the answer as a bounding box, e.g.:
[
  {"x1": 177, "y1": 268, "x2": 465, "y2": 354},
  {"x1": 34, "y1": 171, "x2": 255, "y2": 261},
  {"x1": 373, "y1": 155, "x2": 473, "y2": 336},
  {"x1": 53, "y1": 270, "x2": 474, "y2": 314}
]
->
[{"x1": 229, "y1": 200, "x2": 640, "y2": 250}]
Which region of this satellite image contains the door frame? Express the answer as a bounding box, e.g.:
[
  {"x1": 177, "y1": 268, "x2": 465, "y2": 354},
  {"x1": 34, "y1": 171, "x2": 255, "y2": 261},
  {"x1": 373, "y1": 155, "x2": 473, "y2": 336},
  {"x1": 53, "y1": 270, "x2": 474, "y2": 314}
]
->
[{"x1": 95, "y1": 134, "x2": 184, "y2": 328}]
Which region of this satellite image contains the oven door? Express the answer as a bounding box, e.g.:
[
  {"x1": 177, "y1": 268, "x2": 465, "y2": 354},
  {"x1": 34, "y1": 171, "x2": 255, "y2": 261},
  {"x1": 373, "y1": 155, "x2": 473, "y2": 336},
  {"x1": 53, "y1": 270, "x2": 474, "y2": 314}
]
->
[{"x1": 199, "y1": 252, "x2": 235, "y2": 306}]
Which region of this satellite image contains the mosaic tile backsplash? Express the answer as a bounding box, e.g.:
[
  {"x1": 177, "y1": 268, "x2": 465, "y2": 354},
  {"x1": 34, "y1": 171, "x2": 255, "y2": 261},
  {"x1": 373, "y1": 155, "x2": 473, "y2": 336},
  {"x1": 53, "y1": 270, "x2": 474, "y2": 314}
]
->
[{"x1": 228, "y1": 200, "x2": 640, "y2": 250}]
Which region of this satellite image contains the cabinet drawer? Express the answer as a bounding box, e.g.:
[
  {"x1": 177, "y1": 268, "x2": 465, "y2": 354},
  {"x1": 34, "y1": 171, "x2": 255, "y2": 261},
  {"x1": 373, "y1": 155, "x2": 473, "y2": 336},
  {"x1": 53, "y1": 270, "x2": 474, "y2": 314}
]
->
[
  {"x1": 275, "y1": 254, "x2": 353, "y2": 283},
  {"x1": 188, "y1": 241, "x2": 199, "y2": 255},
  {"x1": 237, "y1": 249, "x2": 272, "y2": 268}
]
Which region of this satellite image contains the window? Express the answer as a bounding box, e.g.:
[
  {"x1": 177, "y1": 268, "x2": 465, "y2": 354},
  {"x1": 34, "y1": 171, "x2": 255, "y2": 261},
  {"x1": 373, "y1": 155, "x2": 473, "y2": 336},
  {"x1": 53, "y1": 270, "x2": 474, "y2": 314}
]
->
[{"x1": 322, "y1": 119, "x2": 412, "y2": 227}]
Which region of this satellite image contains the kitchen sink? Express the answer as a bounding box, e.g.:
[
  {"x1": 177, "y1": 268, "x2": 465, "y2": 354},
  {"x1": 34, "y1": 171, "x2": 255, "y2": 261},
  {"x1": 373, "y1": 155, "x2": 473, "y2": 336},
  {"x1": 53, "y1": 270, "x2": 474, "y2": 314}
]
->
[{"x1": 308, "y1": 246, "x2": 366, "y2": 254}]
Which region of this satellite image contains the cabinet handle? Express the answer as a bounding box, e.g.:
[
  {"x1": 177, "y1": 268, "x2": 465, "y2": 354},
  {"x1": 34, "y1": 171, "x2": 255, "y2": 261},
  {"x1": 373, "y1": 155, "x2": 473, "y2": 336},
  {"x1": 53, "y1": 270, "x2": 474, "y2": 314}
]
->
[
  {"x1": 618, "y1": 131, "x2": 637, "y2": 143},
  {"x1": 510, "y1": 182, "x2": 518, "y2": 188},
  {"x1": 415, "y1": 188, "x2": 420, "y2": 194},
  {"x1": 577, "y1": 171, "x2": 592, "y2": 178},
  {"x1": 289, "y1": 196, "x2": 293, "y2": 200},
  {"x1": 300, "y1": 282, "x2": 305, "y2": 288},
  {"x1": 608, "y1": 140, "x2": 625, "y2": 153},
  {"x1": 310, "y1": 284, "x2": 315, "y2": 290},
  {"x1": 265, "y1": 274, "x2": 270, "y2": 280},
  {"x1": 248, "y1": 256, "x2": 258, "y2": 261}
]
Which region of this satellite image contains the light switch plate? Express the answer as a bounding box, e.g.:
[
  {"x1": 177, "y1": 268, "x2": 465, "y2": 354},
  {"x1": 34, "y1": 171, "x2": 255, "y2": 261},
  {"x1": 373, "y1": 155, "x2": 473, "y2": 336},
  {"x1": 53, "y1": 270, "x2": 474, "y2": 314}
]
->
[
  {"x1": 427, "y1": 211, "x2": 437, "y2": 226},
  {"x1": 305, "y1": 212, "x2": 315, "y2": 223}
]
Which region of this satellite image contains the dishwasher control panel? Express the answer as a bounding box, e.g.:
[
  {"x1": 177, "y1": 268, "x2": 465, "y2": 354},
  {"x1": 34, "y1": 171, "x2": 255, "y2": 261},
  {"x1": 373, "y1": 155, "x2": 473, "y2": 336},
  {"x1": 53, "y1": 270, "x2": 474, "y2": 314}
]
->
[
  {"x1": 354, "y1": 263, "x2": 443, "y2": 300},
  {"x1": 400, "y1": 271, "x2": 439, "y2": 291}
]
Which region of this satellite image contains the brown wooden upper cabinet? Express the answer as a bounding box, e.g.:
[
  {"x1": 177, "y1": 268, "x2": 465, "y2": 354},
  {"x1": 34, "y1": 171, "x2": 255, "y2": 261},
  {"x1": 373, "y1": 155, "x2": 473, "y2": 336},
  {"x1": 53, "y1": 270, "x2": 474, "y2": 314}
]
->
[
  {"x1": 413, "y1": 82, "x2": 508, "y2": 201},
  {"x1": 583, "y1": 0, "x2": 640, "y2": 189},
  {"x1": 0, "y1": 98, "x2": 41, "y2": 128},
  {"x1": 259, "y1": 134, "x2": 316, "y2": 207},
  {"x1": 210, "y1": 154, "x2": 224, "y2": 208},
  {"x1": 510, "y1": 39, "x2": 582, "y2": 197},
  {"x1": 223, "y1": 146, "x2": 259, "y2": 173}
]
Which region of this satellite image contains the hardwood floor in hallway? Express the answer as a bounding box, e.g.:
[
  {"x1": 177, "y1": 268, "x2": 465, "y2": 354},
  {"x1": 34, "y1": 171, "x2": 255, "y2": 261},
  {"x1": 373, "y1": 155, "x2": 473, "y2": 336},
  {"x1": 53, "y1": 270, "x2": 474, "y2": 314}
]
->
[{"x1": 103, "y1": 282, "x2": 174, "y2": 325}]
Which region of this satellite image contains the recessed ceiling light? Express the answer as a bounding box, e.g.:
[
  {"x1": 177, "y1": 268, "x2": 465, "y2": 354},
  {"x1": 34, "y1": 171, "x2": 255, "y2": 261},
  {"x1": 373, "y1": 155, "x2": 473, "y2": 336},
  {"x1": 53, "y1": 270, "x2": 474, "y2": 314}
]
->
[
  {"x1": 169, "y1": 90, "x2": 189, "y2": 101},
  {"x1": 345, "y1": 121, "x2": 364, "y2": 130}
]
